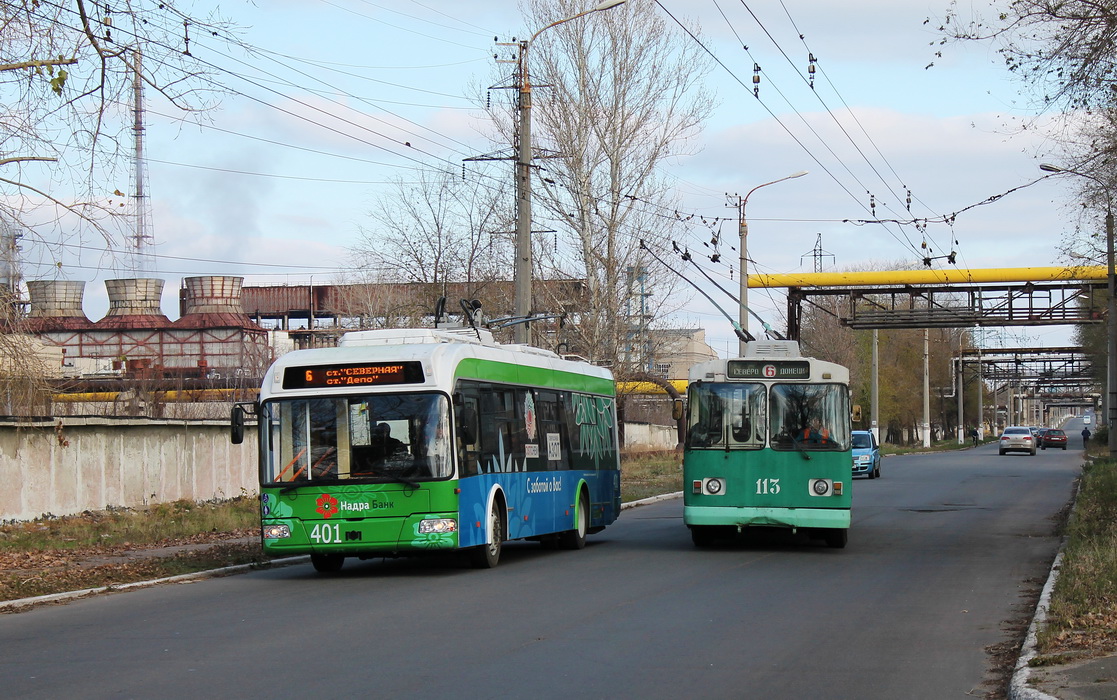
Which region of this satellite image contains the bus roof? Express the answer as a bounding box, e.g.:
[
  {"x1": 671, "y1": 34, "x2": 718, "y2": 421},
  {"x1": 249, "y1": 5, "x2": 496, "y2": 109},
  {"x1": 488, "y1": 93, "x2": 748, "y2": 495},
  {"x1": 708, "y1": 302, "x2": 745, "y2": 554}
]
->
[
  {"x1": 260, "y1": 328, "x2": 615, "y2": 400},
  {"x1": 688, "y1": 340, "x2": 849, "y2": 384}
]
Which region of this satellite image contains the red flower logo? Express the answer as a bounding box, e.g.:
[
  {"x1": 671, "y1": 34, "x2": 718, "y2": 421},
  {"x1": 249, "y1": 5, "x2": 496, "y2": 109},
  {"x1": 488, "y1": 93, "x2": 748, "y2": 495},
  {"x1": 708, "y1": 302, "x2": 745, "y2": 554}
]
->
[{"x1": 316, "y1": 493, "x2": 339, "y2": 519}]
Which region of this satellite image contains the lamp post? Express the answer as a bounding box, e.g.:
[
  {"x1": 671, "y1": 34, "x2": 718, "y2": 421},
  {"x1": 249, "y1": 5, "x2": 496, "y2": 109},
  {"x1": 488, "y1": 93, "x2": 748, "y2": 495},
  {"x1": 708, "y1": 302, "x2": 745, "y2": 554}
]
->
[
  {"x1": 737, "y1": 170, "x2": 808, "y2": 355},
  {"x1": 512, "y1": 0, "x2": 625, "y2": 345},
  {"x1": 1040, "y1": 162, "x2": 1117, "y2": 457}
]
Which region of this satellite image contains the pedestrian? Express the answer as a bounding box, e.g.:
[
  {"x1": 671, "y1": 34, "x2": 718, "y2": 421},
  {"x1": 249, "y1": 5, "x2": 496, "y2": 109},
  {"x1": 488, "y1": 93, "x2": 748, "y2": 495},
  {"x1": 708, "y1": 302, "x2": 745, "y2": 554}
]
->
[
  {"x1": 1082, "y1": 426, "x2": 1092, "y2": 449},
  {"x1": 969, "y1": 426, "x2": 979, "y2": 446}
]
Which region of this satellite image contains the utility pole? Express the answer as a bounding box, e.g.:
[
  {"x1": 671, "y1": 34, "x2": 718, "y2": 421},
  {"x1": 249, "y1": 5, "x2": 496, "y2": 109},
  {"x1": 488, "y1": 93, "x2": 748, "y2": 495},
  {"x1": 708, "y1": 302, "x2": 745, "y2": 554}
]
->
[
  {"x1": 508, "y1": 0, "x2": 626, "y2": 346},
  {"x1": 513, "y1": 40, "x2": 533, "y2": 345},
  {"x1": 735, "y1": 171, "x2": 807, "y2": 355},
  {"x1": 871, "y1": 329, "x2": 879, "y2": 443},
  {"x1": 923, "y1": 329, "x2": 931, "y2": 447}
]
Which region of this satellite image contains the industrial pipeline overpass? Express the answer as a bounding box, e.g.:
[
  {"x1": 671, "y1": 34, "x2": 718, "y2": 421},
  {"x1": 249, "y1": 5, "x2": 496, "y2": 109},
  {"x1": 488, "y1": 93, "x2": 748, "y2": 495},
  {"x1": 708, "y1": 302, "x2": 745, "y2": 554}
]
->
[{"x1": 747, "y1": 265, "x2": 1107, "y2": 338}]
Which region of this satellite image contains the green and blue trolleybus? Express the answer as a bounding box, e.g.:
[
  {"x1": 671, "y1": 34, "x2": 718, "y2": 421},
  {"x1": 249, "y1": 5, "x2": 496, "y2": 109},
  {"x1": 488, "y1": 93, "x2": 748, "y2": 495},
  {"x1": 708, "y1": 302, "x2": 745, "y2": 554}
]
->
[
  {"x1": 683, "y1": 340, "x2": 852, "y2": 548},
  {"x1": 233, "y1": 327, "x2": 621, "y2": 571}
]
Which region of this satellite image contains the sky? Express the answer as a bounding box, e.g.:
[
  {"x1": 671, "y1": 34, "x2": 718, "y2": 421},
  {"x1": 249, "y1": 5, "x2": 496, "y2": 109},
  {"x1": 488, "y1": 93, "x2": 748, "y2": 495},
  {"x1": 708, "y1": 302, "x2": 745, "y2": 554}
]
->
[{"x1": 19, "y1": 0, "x2": 1092, "y2": 356}]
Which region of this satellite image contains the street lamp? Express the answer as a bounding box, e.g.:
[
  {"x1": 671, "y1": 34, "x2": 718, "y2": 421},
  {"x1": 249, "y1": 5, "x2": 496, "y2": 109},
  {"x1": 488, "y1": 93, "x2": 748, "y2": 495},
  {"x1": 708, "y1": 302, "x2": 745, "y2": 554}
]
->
[
  {"x1": 512, "y1": 0, "x2": 626, "y2": 345},
  {"x1": 1040, "y1": 162, "x2": 1117, "y2": 457},
  {"x1": 737, "y1": 170, "x2": 808, "y2": 355}
]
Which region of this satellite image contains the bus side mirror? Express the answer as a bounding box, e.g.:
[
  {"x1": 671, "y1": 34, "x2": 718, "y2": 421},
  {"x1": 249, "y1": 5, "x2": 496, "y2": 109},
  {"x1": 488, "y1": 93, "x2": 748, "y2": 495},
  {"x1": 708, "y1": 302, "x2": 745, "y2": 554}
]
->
[
  {"x1": 672, "y1": 398, "x2": 685, "y2": 421},
  {"x1": 231, "y1": 404, "x2": 246, "y2": 444},
  {"x1": 852, "y1": 404, "x2": 863, "y2": 422}
]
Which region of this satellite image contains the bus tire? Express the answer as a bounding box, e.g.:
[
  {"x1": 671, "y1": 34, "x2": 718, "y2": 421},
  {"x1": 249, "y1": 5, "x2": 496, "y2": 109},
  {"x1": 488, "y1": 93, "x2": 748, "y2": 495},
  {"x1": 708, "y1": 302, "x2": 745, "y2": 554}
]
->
[
  {"x1": 824, "y1": 529, "x2": 848, "y2": 549},
  {"x1": 690, "y1": 526, "x2": 716, "y2": 547},
  {"x1": 560, "y1": 491, "x2": 589, "y2": 550},
  {"x1": 310, "y1": 553, "x2": 344, "y2": 573},
  {"x1": 470, "y1": 500, "x2": 503, "y2": 569}
]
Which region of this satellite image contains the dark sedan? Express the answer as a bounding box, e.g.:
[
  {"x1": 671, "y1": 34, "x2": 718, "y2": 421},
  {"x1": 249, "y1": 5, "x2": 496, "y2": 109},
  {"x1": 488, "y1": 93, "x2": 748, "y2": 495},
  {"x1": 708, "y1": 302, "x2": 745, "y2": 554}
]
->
[{"x1": 1041, "y1": 429, "x2": 1068, "y2": 450}]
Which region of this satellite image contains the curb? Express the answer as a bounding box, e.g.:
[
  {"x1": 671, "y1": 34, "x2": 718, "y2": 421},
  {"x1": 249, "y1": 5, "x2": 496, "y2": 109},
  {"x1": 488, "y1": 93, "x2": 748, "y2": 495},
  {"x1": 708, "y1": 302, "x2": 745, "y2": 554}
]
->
[
  {"x1": 1, "y1": 493, "x2": 686, "y2": 612},
  {"x1": 621, "y1": 492, "x2": 682, "y2": 509},
  {"x1": 0, "y1": 556, "x2": 309, "y2": 613},
  {"x1": 1008, "y1": 550, "x2": 1063, "y2": 700},
  {"x1": 1008, "y1": 456, "x2": 1085, "y2": 700}
]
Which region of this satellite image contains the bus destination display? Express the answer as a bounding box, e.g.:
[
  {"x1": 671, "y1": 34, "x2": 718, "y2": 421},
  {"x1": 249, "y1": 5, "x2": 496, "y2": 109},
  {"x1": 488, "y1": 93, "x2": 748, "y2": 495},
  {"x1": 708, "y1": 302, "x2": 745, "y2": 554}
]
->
[
  {"x1": 726, "y1": 360, "x2": 810, "y2": 380},
  {"x1": 283, "y1": 361, "x2": 424, "y2": 389}
]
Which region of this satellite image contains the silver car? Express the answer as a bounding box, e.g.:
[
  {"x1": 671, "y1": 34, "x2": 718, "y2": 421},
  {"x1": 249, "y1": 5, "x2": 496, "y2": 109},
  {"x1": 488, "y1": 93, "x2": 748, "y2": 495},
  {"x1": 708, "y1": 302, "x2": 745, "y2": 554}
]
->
[{"x1": 999, "y1": 426, "x2": 1037, "y2": 456}]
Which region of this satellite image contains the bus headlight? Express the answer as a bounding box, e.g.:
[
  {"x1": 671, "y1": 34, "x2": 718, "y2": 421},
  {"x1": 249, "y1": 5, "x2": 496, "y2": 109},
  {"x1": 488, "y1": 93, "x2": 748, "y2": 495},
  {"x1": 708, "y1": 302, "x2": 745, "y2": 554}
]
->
[
  {"x1": 809, "y1": 479, "x2": 832, "y2": 497},
  {"x1": 263, "y1": 524, "x2": 291, "y2": 539},
  {"x1": 703, "y1": 478, "x2": 725, "y2": 496},
  {"x1": 418, "y1": 518, "x2": 457, "y2": 534}
]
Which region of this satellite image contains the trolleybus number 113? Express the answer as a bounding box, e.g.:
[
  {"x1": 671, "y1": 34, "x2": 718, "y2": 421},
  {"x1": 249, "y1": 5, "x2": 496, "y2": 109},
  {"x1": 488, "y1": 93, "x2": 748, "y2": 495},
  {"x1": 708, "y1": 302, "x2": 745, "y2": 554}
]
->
[{"x1": 756, "y1": 478, "x2": 781, "y2": 495}]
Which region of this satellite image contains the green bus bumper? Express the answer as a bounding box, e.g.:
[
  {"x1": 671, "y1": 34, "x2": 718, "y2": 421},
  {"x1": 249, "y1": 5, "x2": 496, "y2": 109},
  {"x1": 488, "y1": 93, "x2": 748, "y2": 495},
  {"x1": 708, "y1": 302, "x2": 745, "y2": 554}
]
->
[{"x1": 684, "y1": 505, "x2": 850, "y2": 530}]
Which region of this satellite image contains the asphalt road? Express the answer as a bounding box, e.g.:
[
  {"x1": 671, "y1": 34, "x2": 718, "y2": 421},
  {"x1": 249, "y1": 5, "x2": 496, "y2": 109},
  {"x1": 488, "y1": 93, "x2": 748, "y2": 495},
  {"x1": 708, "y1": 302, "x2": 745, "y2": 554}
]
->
[{"x1": 1, "y1": 443, "x2": 1080, "y2": 699}]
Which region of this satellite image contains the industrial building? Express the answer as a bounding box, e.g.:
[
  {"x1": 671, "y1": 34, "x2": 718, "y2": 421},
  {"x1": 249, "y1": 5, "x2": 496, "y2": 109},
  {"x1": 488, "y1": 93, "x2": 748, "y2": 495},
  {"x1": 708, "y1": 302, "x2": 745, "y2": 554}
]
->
[{"x1": 21, "y1": 275, "x2": 270, "y2": 382}]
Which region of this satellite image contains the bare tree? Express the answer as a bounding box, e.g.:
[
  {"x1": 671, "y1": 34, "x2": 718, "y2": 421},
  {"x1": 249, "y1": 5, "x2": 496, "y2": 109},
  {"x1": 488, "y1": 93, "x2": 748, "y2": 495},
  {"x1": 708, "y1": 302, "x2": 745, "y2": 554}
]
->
[
  {"x1": 0, "y1": 1, "x2": 237, "y2": 249},
  {"x1": 348, "y1": 166, "x2": 511, "y2": 325},
  {"x1": 940, "y1": 0, "x2": 1117, "y2": 112},
  {"x1": 354, "y1": 168, "x2": 509, "y2": 286},
  {"x1": 485, "y1": 0, "x2": 713, "y2": 373}
]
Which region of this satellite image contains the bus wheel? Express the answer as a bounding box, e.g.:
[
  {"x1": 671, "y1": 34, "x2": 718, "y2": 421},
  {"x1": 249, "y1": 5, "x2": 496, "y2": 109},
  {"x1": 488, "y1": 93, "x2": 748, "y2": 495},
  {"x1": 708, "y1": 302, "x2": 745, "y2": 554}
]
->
[
  {"x1": 311, "y1": 553, "x2": 344, "y2": 573},
  {"x1": 560, "y1": 492, "x2": 588, "y2": 550},
  {"x1": 824, "y1": 529, "x2": 848, "y2": 549},
  {"x1": 690, "y1": 526, "x2": 716, "y2": 547},
  {"x1": 470, "y1": 502, "x2": 503, "y2": 568}
]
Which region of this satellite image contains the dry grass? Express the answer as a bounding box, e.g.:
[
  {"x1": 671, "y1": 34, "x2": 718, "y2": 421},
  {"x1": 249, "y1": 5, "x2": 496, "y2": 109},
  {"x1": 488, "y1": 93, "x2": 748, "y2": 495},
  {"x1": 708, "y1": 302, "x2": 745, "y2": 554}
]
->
[
  {"x1": 0, "y1": 495, "x2": 259, "y2": 552},
  {"x1": 621, "y1": 450, "x2": 683, "y2": 503},
  {"x1": 1035, "y1": 456, "x2": 1117, "y2": 658},
  {"x1": 0, "y1": 497, "x2": 266, "y2": 603}
]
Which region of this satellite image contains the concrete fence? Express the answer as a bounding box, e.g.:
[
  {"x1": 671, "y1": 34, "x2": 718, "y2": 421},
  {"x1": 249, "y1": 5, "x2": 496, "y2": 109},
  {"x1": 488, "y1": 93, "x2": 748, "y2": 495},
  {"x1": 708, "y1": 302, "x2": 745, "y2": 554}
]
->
[
  {"x1": 624, "y1": 422, "x2": 679, "y2": 451},
  {"x1": 0, "y1": 418, "x2": 256, "y2": 522}
]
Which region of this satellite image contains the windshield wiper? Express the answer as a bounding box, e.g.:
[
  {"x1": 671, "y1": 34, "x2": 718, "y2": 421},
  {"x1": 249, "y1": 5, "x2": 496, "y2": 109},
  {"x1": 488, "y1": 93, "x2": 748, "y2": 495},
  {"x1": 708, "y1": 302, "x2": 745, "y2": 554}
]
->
[{"x1": 789, "y1": 435, "x2": 812, "y2": 460}]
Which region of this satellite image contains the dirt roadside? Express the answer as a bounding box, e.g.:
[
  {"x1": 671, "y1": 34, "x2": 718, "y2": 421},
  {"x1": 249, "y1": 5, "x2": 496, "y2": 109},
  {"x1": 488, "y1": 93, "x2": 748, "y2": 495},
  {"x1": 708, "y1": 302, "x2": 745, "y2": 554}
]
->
[{"x1": 0, "y1": 529, "x2": 269, "y2": 605}]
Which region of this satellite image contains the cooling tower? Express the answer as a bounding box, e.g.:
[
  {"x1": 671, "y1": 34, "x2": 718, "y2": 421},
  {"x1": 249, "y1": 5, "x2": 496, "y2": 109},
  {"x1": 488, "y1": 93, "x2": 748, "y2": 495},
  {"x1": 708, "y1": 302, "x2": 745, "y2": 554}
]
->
[
  {"x1": 174, "y1": 276, "x2": 260, "y2": 329},
  {"x1": 25, "y1": 279, "x2": 93, "y2": 330},
  {"x1": 96, "y1": 278, "x2": 171, "y2": 328}
]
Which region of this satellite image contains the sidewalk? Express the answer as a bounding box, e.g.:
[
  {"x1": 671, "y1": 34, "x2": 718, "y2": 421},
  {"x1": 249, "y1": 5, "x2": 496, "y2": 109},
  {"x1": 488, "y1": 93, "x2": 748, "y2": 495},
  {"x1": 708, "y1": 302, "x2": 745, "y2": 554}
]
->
[{"x1": 1023, "y1": 655, "x2": 1117, "y2": 699}]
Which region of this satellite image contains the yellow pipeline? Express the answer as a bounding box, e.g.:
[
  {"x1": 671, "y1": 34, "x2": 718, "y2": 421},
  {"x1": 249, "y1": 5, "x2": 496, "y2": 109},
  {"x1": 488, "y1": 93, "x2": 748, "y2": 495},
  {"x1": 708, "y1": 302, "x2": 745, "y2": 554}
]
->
[
  {"x1": 53, "y1": 388, "x2": 258, "y2": 403},
  {"x1": 747, "y1": 266, "x2": 1108, "y2": 289},
  {"x1": 616, "y1": 380, "x2": 688, "y2": 395},
  {"x1": 53, "y1": 391, "x2": 119, "y2": 402}
]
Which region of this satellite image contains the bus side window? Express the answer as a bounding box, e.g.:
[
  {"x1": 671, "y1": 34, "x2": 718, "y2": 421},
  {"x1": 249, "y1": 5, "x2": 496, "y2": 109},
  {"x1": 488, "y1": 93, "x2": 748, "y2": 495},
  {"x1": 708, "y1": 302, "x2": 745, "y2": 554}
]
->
[
  {"x1": 537, "y1": 391, "x2": 568, "y2": 470},
  {"x1": 455, "y1": 391, "x2": 481, "y2": 477}
]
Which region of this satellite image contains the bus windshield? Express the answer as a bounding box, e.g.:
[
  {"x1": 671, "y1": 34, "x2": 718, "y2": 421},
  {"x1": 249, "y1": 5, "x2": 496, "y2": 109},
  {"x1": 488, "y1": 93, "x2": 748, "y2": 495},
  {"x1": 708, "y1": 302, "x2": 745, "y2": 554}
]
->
[
  {"x1": 769, "y1": 383, "x2": 850, "y2": 451},
  {"x1": 261, "y1": 392, "x2": 453, "y2": 485},
  {"x1": 686, "y1": 382, "x2": 767, "y2": 449}
]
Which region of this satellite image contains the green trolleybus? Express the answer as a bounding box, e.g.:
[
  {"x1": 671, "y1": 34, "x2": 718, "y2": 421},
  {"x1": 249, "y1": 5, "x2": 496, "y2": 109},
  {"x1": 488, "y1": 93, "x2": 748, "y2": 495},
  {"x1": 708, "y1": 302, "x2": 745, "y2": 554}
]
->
[
  {"x1": 232, "y1": 327, "x2": 620, "y2": 571},
  {"x1": 683, "y1": 340, "x2": 852, "y2": 548}
]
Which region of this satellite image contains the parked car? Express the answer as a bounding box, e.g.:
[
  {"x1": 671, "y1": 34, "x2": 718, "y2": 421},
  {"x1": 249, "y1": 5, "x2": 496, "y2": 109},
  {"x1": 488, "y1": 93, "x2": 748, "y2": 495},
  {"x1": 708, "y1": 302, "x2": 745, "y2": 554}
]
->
[
  {"x1": 851, "y1": 430, "x2": 882, "y2": 479},
  {"x1": 1041, "y1": 429, "x2": 1068, "y2": 450},
  {"x1": 999, "y1": 426, "x2": 1037, "y2": 456}
]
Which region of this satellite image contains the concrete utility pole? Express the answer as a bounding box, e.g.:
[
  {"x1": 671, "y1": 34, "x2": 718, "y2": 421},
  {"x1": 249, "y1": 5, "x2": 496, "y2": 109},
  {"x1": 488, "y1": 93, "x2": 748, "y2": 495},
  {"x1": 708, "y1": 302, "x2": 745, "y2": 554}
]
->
[
  {"x1": 871, "y1": 329, "x2": 879, "y2": 443},
  {"x1": 923, "y1": 329, "x2": 931, "y2": 448},
  {"x1": 957, "y1": 356, "x2": 964, "y2": 445},
  {"x1": 511, "y1": 0, "x2": 626, "y2": 345},
  {"x1": 736, "y1": 170, "x2": 807, "y2": 355}
]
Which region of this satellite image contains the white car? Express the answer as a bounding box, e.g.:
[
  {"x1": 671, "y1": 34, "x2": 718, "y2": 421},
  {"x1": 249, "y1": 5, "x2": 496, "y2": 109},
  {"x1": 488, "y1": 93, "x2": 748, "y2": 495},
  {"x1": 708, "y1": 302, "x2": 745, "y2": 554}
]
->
[{"x1": 999, "y1": 426, "x2": 1037, "y2": 456}]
